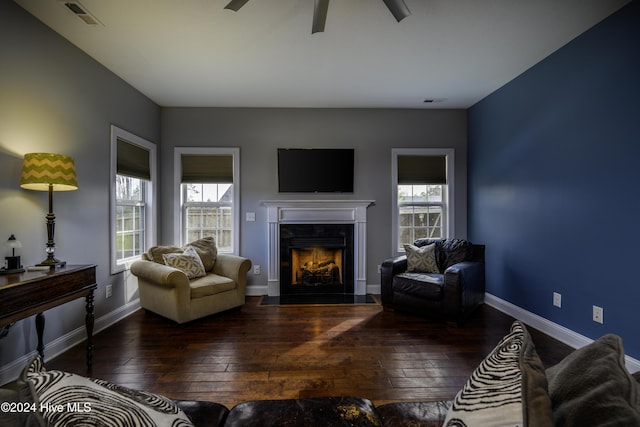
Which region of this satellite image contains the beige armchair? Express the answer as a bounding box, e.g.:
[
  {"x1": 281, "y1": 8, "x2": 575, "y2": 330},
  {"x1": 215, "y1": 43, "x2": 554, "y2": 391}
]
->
[{"x1": 130, "y1": 237, "x2": 251, "y2": 324}]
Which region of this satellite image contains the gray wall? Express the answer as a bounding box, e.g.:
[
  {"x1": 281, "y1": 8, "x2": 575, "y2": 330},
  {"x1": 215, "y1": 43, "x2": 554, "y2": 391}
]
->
[
  {"x1": 160, "y1": 108, "x2": 468, "y2": 291},
  {"x1": 0, "y1": 2, "x2": 159, "y2": 375}
]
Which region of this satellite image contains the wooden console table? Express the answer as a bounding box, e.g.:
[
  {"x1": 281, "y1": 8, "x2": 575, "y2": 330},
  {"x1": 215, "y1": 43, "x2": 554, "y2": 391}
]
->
[{"x1": 0, "y1": 265, "x2": 97, "y2": 367}]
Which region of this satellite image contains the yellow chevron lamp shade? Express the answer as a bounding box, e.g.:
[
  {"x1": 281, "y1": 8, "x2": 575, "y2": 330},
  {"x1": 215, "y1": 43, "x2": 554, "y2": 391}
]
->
[
  {"x1": 19, "y1": 153, "x2": 78, "y2": 267},
  {"x1": 20, "y1": 153, "x2": 78, "y2": 191}
]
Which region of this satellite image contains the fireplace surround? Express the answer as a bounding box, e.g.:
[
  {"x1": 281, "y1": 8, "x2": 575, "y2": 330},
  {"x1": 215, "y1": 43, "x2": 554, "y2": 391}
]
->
[{"x1": 262, "y1": 200, "x2": 374, "y2": 296}]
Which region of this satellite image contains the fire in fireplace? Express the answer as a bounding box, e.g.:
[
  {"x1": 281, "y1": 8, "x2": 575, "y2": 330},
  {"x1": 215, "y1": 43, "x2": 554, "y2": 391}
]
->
[
  {"x1": 292, "y1": 247, "x2": 343, "y2": 286},
  {"x1": 280, "y1": 224, "x2": 354, "y2": 295}
]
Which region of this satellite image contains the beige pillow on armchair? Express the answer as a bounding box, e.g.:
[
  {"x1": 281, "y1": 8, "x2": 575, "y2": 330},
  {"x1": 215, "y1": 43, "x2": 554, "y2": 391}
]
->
[{"x1": 187, "y1": 237, "x2": 218, "y2": 271}]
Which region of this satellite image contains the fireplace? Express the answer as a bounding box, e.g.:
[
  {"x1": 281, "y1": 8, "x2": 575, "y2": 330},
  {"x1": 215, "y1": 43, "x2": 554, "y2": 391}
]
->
[
  {"x1": 262, "y1": 200, "x2": 374, "y2": 296},
  {"x1": 280, "y1": 224, "x2": 354, "y2": 295}
]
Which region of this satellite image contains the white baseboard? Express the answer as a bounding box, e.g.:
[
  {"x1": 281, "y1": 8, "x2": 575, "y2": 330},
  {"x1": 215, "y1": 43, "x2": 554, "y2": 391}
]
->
[
  {"x1": 367, "y1": 284, "x2": 381, "y2": 295},
  {"x1": 0, "y1": 299, "x2": 141, "y2": 386},
  {"x1": 246, "y1": 285, "x2": 268, "y2": 296},
  {"x1": 485, "y1": 293, "x2": 640, "y2": 372},
  {"x1": 93, "y1": 299, "x2": 141, "y2": 336}
]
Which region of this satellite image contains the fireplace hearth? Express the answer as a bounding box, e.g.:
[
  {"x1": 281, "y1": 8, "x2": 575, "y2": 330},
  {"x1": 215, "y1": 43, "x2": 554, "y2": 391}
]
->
[{"x1": 280, "y1": 224, "x2": 354, "y2": 295}]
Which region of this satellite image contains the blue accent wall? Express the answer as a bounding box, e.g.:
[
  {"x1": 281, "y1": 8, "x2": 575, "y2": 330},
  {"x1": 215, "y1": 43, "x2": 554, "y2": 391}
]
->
[{"x1": 468, "y1": 1, "x2": 640, "y2": 358}]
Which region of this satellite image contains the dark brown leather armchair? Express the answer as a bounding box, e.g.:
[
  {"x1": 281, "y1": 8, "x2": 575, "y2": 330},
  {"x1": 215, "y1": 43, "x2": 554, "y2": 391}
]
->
[{"x1": 381, "y1": 238, "x2": 485, "y2": 325}]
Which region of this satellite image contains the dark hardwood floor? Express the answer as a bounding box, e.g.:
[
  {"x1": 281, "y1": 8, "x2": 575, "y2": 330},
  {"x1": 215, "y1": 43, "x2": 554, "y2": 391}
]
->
[{"x1": 44, "y1": 296, "x2": 573, "y2": 409}]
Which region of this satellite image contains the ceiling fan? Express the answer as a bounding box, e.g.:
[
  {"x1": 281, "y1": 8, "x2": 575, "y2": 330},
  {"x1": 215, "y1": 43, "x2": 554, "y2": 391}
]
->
[{"x1": 224, "y1": 0, "x2": 411, "y2": 34}]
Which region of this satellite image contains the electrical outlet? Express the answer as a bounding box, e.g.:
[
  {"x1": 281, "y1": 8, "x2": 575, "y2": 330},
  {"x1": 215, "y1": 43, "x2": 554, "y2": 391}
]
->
[
  {"x1": 253, "y1": 265, "x2": 261, "y2": 275},
  {"x1": 553, "y1": 292, "x2": 562, "y2": 308},
  {"x1": 106, "y1": 284, "x2": 113, "y2": 299},
  {"x1": 593, "y1": 305, "x2": 604, "y2": 324},
  {"x1": 377, "y1": 264, "x2": 381, "y2": 274}
]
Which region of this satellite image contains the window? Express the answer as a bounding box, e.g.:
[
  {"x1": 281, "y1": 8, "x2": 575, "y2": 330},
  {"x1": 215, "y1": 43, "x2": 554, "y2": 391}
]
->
[
  {"x1": 115, "y1": 175, "x2": 145, "y2": 260},
  {"x1": 398, "y1": 184, "x2": 444, "y2": 243},
  {"x1": 110, "y1": 126, "x2": 157, "y2": 274},
  {"x1": 392, "y1": 148, "x2": 454, "y2": 254},
  {"x1": 182, "y1": 183, "x2": 233, "y2": 251},
  {"x1": 174, "y1": 148, "x2": 240, "y2": 253}
]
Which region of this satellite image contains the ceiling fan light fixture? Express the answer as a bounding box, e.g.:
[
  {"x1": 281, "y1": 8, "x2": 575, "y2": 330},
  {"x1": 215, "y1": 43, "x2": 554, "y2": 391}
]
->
[{"x1": 223, "y1": 0, "x2": 411, "y2": 32}]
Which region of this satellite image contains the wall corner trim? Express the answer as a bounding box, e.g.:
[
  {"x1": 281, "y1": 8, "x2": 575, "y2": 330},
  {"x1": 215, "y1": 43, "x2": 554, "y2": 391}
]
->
[{"x1": 485, "y1": 293, "x2": 640, "y2": 372}]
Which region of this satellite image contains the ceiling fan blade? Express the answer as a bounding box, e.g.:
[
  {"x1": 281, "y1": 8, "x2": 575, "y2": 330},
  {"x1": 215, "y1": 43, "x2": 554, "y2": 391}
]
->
[
  {"x1": 224, "y1": 0, "x2": 251, "y2": 12},
  {"x1": 382, "y1": 0, "x2": 411, "y2": 22},
  {"x1": 312, "y1": 0, "x2": 330, "y2": 34}
]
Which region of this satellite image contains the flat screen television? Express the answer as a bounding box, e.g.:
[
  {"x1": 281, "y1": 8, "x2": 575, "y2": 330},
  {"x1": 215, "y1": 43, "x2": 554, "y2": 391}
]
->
[{"x1": 278, "y1": 148, "x2": 354, "y2": 193}]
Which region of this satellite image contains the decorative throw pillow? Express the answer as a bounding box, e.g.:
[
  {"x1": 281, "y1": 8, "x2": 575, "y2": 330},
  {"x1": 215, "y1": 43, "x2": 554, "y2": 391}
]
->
[
  {"x1": 147, "y1": 244, "x2": 183, "y2": 264},
  {"x1": 546, "y1": 334, "x2": 640, "y2": 427},
  {"x1": 443, "y1": 321, "x2": 553, "y2": 427},
  {"x1": 18, "y1": 356, "x2": 194, "y2": 427},
  {"x1": 404, "y1": 243, "x2": 440, "y2": 274},
  {"x1": 163, "y1": 246, "x2": 206, "y2": 279},
  {"x1": 187, "y1": 237, "x2": 218, "y2": 271}
]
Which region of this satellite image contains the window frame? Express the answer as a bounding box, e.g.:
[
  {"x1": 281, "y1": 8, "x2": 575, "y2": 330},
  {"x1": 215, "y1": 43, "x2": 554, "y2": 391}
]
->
[
  {"x1": 110, "y1": 125, "x2": 157, "y2": 274},
  {"x1": 173, "y1": 147, "x2": 240, "y2": 254},
  {"x1": 391, "y1": 148, "x2": 455, "y2": 255}
]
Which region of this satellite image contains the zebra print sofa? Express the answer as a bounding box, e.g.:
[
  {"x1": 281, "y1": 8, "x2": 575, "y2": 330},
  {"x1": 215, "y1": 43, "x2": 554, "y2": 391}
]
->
[{"x1": 3, "y1": 322, "x2": 639, "y2": 426}]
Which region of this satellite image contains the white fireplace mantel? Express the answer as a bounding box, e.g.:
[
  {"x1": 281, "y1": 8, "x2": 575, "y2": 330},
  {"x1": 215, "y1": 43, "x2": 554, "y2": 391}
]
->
[{"x1": 261, "y1": 200, "x2": 374, "y2": 296}]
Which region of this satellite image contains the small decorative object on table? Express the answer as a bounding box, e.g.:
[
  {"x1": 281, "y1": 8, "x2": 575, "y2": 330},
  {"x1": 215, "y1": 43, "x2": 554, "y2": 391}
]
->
[{"x1": 1, "y1": 234, "x2": 25, "y2": 274}]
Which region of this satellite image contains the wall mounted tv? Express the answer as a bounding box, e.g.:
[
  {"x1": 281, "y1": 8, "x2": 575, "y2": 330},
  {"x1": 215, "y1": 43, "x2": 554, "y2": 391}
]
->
[{"x1": 278, "y1": 148, "x2": 354, "y2": 193}]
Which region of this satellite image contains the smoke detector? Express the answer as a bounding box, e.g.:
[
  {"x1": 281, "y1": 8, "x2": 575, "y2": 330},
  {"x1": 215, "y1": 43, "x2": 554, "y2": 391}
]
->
[{"x1": 58, "y1": 1, "x2": 103, "y2": 26}]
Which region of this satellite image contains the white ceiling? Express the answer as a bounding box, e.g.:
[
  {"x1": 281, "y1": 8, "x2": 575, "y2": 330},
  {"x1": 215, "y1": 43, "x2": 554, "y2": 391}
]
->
[{"x1": 15, "y1": 0, "x2": 630, "y2": 109}]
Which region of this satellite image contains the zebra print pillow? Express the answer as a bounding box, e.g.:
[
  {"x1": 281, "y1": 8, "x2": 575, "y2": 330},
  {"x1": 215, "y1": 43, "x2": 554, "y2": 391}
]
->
[
  {"x1": 443, "y1": 321, "x2": 553, "y2": 427},
  {"x1": 19, "y1": 356, "x2": 194, "y2": 427}
]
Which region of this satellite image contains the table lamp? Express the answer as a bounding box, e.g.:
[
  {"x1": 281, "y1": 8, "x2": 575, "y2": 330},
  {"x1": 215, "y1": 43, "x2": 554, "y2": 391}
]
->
[{"x1": 20, "y1": 153, "x2": 78, "y2": 268}]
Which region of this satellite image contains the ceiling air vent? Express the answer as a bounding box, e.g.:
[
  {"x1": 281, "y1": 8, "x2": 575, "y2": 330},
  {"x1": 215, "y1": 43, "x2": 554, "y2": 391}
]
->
[{"x1": 58, "y1": 1, "x2": 103, "y2": 26}]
